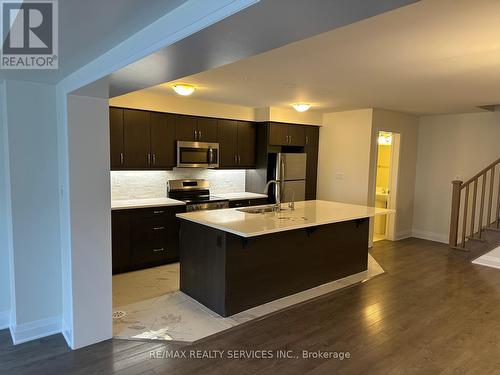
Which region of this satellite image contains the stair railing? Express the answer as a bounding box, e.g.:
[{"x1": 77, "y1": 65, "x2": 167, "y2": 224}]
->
[{"x1": 449, "y1": 157, "x2": 500, "y2": 249}]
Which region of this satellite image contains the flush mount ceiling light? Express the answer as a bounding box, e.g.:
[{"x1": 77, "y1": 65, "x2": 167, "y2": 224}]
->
[
  {"x1": 378, "y1": 133, "x2": 393, "y2": 145},
  {"x1": 171, "y1": 83, "x2": 195, "y2": 96},
  {"x1": 292, "y1": 103, "x2": 311, "y2": 112}
]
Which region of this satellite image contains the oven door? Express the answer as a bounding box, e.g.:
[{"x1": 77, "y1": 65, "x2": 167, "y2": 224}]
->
[{"x1": 177, "y1": 141, "x2": 219, "y2": 168}]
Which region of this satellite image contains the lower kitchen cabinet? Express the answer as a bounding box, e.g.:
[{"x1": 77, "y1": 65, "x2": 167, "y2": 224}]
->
[
  {"x1": 112, "y1": 205, "x2": 185, "y2": 274},
  {"x1": 228, "y1": 197, "x2": 269, "y2": 208}
]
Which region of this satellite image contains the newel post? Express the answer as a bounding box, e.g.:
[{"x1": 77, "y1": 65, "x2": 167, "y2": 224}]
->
[{"x1": 449, "y1": 180, "x2": 463, "y2": 247}]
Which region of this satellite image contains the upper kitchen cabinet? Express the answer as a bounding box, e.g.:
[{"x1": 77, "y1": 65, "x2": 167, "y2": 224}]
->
[
  {"x1": 123, "y1": 109, "x2": 151, "y2": 169},
  {"x1": 197, "y1": 117, "x2": 218, "y2": 142},
  {"x1": 175, "y1": 115, "x2": 198, "y2": 141},
  {"x1": 304, "y1": 125, "x2": 319, "y2": 147},
  {"x1": 237, "y1": 121, "x2": 257, "y2": 167},
  {"x1": 109, "y1": 107, "x2": 124, "y2": 169},
  {"x1": 150, "y1": 112, "x2": 176, "y2": 169},
  {"x1": 175, "y1": 115, "x2": 218, "y2": 142},
  {"x1": 217, "y1": 120, "x2": 256, "y2": 168},
  {"x1": 109, "y1": 107, "x2": 177, "y2": 170},
  {"x1": 217, "y1": 119, "x2": 238, "y2": 167},
  {"x1": 268, "y1": 122, "x2": 306, "y2": 147}
]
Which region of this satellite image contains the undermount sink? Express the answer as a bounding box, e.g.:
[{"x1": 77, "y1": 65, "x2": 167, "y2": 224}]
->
[{"x1": 237, "y1": 205, "x2": 277, "y2": 214}]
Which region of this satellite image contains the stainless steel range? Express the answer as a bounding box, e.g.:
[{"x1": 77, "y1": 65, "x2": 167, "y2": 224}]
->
[{"x1": 167, "y1": 179, "x2": 229, "y2": 212}]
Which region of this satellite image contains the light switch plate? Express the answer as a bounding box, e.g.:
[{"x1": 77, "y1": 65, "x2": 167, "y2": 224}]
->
[{"x1": 335, "y1": 172, "x2": 345, "y2": 180}]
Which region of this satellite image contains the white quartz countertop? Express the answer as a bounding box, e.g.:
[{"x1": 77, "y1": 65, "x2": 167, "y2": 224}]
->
[
  {"x1": 213, "y1": 192, "x2": 268, "y2": 201},
  {"x1": 111, "y1": 197, "x2": 185, "y2": 210},
  {"x1": 176, "y1": 200, "x2": 394, "y2": 238}
]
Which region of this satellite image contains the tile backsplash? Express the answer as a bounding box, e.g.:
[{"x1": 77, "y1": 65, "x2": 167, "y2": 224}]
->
[{"x1": 111, "y1": 169, "x2": 246, "y2": 200}]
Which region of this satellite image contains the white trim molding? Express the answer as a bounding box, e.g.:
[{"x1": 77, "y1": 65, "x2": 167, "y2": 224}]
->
[
  {"x1": 412, "y1": 229, "x2": 448, "y2": 244},
  {"x1": 472, "y1": 251, "x2": 500, "y2": 270},
  {"x1": 394, "y1": 229, "x2": 413, "y2": 241},
  {"x1": 10, "y1": 316, "x2": 61, "y2": 345},
  {"x1": 0, "y1": 310, "x2": 10, "y2": 330}
]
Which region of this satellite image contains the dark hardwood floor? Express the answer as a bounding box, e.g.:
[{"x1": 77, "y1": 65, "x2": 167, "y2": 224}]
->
[{"x1": 1, "y1": 238, "x2": 499, "y2": 375}]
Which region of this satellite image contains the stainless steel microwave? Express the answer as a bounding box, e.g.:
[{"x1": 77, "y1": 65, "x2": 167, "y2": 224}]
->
[{"x1": 177, "y1": 141, "x2": 219, "y2": 168}]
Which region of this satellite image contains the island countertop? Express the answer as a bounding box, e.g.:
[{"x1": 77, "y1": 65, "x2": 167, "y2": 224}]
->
[
  {"x1": 176, "y1": 200, "x2": 394, "y2": 238},
  {"x1": 112, "y1": 197, "x2": 185, "y2": 210}
]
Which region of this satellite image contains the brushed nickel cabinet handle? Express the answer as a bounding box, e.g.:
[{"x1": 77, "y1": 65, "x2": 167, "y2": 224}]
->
[
  {"x1": 194, "y1": 130, "x2": 197, "y2": 140},
  {"x1": 153, "y1": 248, "x2": 165, "y2": 252},
  {"x1": 120, "y1": 152, "x2": 124, "y2": 165},
  {"x1": 153, "y1": 210, "x2": 164, "y2": 214},
  {"x1": 147, "y1": 153, "x2": 151, "y2": 165},
  {"x1": 199, "y1": 130, "x2": 202, "y2": 140},
  {"x1": 305, "y1": 136, "x2": 309, "y2": 145},
  {"x1": 152, "y1": 154, "x2": 156, "y2": 165},
  {"x1": 153, "y1": 226, "x2": 165, "y2": 231}
]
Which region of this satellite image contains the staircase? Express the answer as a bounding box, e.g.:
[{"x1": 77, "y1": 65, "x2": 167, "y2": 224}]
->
[{"x1": 449, "y1": 157, "x2": 500, "y2": 254}]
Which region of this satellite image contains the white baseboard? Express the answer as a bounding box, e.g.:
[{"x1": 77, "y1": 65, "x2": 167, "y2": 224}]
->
[
  {"x1": 62, "y1": 320, "x2": 73, "y2": 348},
  {"x1": 0, "y1": 310, "x2": 10, "y2": 330},
  {"x1": 394, "y1": 230, "x2": 413, "y2": 241},
  {"x1": 412, "y1": 229, "x2": 448, "y2": 244},
  {"x1": 10, "y1": 316, "x2": 61, "y2": 345},
  {"x1": 472, "y1": 254, "x2": 500, "y2": 270}
]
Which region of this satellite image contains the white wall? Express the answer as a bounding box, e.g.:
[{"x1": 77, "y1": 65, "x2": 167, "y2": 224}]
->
[
  {"x1": 0, "y1": 81, "x2": 12, "y2": 329},
  {"x1": 317, "y1": 109, "x2": 373, "y2": 204},
  {"x1": 255, "y1": 107, "x2": 323, "y2": 126},
  {"x1": 3, "y1": 80, "x2": 62, "y2": 343},
  {"x1": 65, "y1": 95, "x2": 113, "y2": 349},
  {"x1": 369, "y1": 109, "x2": 419, "y2": 239},
  {"x1": 110, "y1": 90, "x2": 256, "y2": 120},
  {"x1": 413, "y1": 112, "x2": 500, "y2": 243}
]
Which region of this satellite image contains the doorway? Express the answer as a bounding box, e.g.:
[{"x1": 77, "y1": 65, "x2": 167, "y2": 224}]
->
[{"x1": 373, "y1": 131, "x2": 400, "y2": 242}]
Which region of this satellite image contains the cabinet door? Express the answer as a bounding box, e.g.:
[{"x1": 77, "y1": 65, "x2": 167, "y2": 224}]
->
[
  {"x1": 197, "y1": 117, "x2": 218, "y2": 142},
  {"x1": 287, "y1": 124, "x2": 306, "y2": 146},
  {"x1": 268, "y1": 123, "x2": 288, "y2": 146},
  {"x1": 150, "y1": 112, "x2": 176, "y2": 168},
  {"x1": 175, "y1": 115, "x2": 197, "y2": 141},
  {"x1": 237, "y1": 121, "x2": 256, "y2": 167},
  {"x1": 112, "y1": 210, "x2": 131, "y2": 273},
  {"x1": 217, "y1": 119, "x2": 238, "y2": 167},
  {"x1": 304, "y1": 126, "x2": 319, "y2": 147},
  {"x1": 109, "y1": 107, "x2": 124, "y2": 169},
  {"x1": 123, "y1": 109, "x2": 151, "y2": 168},
  {"x1": 305, "y1": 146, "x2": 319, "y2": 200}
]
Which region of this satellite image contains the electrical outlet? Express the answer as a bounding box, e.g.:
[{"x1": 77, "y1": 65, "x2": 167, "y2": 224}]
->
[{"x1": 335, "y1": 172, "x2": 345, "y2": 181}]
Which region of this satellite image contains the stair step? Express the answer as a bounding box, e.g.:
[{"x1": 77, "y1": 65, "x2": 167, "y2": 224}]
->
[
  {"x1": 484, "y1": 226, "x2": 500, "y2": 232},
  {"x1": 467, "y1": 236, "x2": 487, "y2": 243}
]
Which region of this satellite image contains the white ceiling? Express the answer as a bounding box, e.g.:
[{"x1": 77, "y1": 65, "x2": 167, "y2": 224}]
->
[
  {"x1": 141, "y1": 0, "x2": 500, "y2": 115},
  {"x1": 0, "y1": 0, "x2": 187, "y2": 83}
]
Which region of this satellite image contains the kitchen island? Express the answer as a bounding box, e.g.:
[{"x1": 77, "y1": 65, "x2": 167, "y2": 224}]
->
[{"x1": 176, "y1": 200, "x2": 392, "y2": 317}]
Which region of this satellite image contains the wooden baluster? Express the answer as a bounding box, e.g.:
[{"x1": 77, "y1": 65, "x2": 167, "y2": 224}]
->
[
  {"x1": 497, "y1": 166, "x2": 500, "y2": 228},
  {"x1": 449, "y1": 180, "x2": 463, "y2": 247},
  {"x1": 470, "y1": 180, "x2": 478, "y2": 239},
  {"x1": 477, "y1": 173, "x2": 486, "y2": 239},
  {"x1": 462, "y1": 184, "x2": 469, "y2": 248},
  {"x1": 487, "y1": 167, "x2": 495, "y2": 229}
]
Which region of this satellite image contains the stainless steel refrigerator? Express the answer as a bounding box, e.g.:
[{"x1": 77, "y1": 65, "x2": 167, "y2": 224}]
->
[{"x1": 274, "y1": 153, "x2": 307, "y2": 202}]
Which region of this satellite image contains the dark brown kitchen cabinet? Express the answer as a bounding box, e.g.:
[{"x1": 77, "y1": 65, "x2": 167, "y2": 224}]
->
[
  {"x1": 175, "y1": 115, "x2": 218, "y2": 142},
  {"x1": 305, "y1": 147, "x2": 319, "y2": 200},
  {"x1": 109, "y1": 107, "x2": 124, "y2": 168},
  {"x1": 112, "y1": 205, "x2": 185, "y2": 274},
  {"x1": 268, "y1": 122, "x2": 305, "y2": 146},
  {"x1": 123, "y1": 109, "x2": 151, "y2": 168},
  {"x1": 197, "y1": 117, "x2": 218, "y2": 142},
  {"x1": 150, "y1": 112, "x2": 176, "y2": 168},
  {"x1": 217, "y1": 119, "x2": 238, "y2": 167},
  {"x1": 110, "y1": 108, "x2": 176, "y2": 170},
  {"x1": 217, "y1": 120, "x2": 256, "y2": 168},
  {"x1": 237, "y1": 121, "x2": 257, "y2": 167},
  {"x1": 268, "y1": 122, "x2": 288, "y2": 146},
  {"x1": 304, "y1": 125, "x2": 319, "y2": 147},
  {"x1": 175, "y1": 115, "x2": 198, "y2": 141}
]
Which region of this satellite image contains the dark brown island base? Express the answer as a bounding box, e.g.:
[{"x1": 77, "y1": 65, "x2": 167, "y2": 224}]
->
[{"x1": 177, "y1": 200, "x2": 392, "y2": 317}]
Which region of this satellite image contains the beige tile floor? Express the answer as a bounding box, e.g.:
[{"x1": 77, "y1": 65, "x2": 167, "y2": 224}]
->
[
  {"x1": 112, "y1": 263, "x2": 179, "y2": 307},
  {"x1": 112, "y1": 254, "x2": 385, "y2": 342}
]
